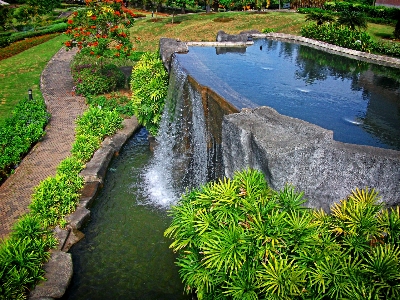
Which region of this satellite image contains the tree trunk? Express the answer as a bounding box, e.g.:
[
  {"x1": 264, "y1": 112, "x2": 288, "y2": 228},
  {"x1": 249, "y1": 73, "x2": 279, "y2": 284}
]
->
[
  {"x1": 213, "y1": 0, "x2": 219, "y2": 12},
  {"x1": 206, "y1": 5, "x2": 210, "y2": 13}
]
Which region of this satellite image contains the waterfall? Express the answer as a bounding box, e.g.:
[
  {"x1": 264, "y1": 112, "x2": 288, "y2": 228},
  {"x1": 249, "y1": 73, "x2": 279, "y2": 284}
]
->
[{"x1": 144, "y1": 56, "x2": 209, "y2": 206}]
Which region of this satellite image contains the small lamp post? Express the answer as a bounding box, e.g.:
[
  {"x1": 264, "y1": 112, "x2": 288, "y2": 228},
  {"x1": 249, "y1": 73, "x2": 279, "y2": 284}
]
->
[{"x1": 28, "y1": 89, "x2": 33, "y2": 100}]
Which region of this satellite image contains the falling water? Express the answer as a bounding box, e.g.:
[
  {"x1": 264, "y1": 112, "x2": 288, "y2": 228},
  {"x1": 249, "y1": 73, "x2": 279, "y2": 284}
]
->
[{"x1": 144, "y1": 56, "x2": 209, "y2": 206}]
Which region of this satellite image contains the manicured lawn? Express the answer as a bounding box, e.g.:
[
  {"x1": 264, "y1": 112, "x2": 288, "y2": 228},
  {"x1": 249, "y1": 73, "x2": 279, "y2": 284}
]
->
[
  {"x1": 0, "y1": 34, "x2": 67, "y2": 125},
  {"x1": 130, "y1": 10, "x2": 398, "y2": 52},
  {"x1": 130, "y1": 11, "x2": 307, "y2": 52}
]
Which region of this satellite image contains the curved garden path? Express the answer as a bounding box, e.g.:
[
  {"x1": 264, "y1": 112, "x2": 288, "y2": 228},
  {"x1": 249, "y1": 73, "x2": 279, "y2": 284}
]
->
[{"x1": 0, "y1": 47, "x2": 87, "y2": 239}]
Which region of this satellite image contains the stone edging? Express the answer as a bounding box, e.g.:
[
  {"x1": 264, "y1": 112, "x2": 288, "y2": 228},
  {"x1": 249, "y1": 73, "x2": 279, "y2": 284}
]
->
[
  {"x1": 29, "y1": 117, "x2": 141, "y2": 300},
  {"x1": 255, "y1": 33, "x2": 400, "y2": 68}
]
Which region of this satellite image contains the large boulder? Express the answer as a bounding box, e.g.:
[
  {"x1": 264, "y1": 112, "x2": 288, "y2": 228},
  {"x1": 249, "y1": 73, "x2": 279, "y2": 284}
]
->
[
  {"x1": 222, "y1": 106, "x2": 400, "y2": 211},
  {"x1": 216, "y1": 30, "x2": 250, "y2": 43}
]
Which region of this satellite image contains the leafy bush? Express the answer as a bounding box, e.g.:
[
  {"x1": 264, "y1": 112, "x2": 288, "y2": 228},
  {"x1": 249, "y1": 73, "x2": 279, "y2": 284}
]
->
[
  {"x1": 6, "y1": 23, "x2": 68, "y2": 45},
  {"x1": 72, "y1": 106, "x2": 122, "y2": 161},
  {"x1": 0, "y1": 36, "x2": 10, "y2": 48},
  {"x1": 0, "y1": 233, "x2": 56, "y2": 299},
  {"x1": 86, "y1": 94, "x2": 134, "y2": 116},
  {"x1": 261, "y1": 27, "x2": 274, "y2": 33},
  {"x1": 75, "y1": 106, "x2": 123, "y2": 140},
  {"x1": 301, "y1": 23, "x2": 374, "y2": 52},
  {"x1": 373, "y1": 41, "x2": 400, "y2": 58},
  {"x1": 130, "y1": 52, "x2": 168, "y2": 136},
  {"x1": 0, "y1": 98, "x2": 50, "y2": 183},
  {"x1": 72, "y1": 63, "x2": 125, "y2": 96},
  {"x1": 0, "y1": 33, "x2": 60, "y2": 61},
  {"x1": 165, "y1": 169, "x2": 400, "y2": 300},
  {"x1": 324, "y1": 1, "x2": 399, "y2": 21},
  {"x1": 29, "y1": 174, "x2": 84, "y2": 227}
]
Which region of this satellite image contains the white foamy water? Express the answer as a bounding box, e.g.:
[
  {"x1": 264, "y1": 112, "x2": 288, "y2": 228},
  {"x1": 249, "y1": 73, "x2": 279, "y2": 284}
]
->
[{"x1": 143, "y1": 58, "x2": 208, "y2": 207}]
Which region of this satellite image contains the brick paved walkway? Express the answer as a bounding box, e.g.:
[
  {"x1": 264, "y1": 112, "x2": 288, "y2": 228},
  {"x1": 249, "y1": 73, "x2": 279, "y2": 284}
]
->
[{"x1": 0, "y1": 47, "x2": 87, "y2": 239}]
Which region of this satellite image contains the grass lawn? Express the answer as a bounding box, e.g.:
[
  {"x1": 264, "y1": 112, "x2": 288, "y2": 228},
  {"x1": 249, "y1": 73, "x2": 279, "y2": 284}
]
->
[
  {"x1": 130, "y1": 10, "x2": 398, "y2": 52},
  {"x1": 0, "y1": 34, "x2": 67, "y2": 126},
  {"x1": 130, "y1": 11, "x2": 306, "y2": 51}
]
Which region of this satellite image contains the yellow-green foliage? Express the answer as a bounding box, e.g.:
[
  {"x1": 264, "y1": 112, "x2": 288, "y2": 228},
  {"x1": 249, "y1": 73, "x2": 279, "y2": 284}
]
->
[
  {"x1": 166, "y1": 169, "x2": 400, "y2": 300},
  {"x1": 130, "y1": 52, "x2": 168, "y2": 136}
]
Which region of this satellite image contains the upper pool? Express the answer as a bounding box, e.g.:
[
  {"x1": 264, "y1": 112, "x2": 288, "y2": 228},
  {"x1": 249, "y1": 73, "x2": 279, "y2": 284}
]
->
[{"x1": 175, "y1": 39, "x2": 400, "y2": 151}]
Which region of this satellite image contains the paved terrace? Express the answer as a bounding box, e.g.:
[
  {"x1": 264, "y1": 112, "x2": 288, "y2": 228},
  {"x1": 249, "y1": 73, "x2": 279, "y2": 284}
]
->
[{"x1": 0, "y1": 48, "x2": 87, "y2": 239}]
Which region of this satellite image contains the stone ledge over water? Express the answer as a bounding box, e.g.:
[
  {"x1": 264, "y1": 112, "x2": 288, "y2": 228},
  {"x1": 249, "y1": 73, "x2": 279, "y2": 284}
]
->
[
  {"x1": 223, "y1": 107, "x2": 400, "y2": 211},
  {"x1": 255, "y1": 33, "x2": 400, "y2": 68}
]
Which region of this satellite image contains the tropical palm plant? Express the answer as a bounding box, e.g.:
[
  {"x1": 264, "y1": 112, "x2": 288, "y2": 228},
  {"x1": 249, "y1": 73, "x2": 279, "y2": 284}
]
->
[
  {"x1": 305, "y1": 11, "x2": 335, "y2": 26},
  {"x1": 165, "y1": 169, "x2": 400, "y2": 300},
  {"x1": 337, "y1": 11, "x2": 368, "y2": 31}
]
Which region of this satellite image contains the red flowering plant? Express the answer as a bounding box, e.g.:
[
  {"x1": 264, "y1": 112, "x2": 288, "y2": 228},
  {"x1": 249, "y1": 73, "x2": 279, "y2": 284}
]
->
[{"x1": 64, "y1": 0, "x2": 138, "y2": 59}]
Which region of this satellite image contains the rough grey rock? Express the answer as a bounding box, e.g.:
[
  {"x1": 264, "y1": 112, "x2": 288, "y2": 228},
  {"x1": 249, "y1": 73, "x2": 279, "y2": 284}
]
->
[
  {"x1": 79, "y1": 144, "x2": 114, "y2": 183},
  {"x1": 61, "y1": 228, "x2": 85, "y2": 252},
  {"x1": 79, "y1": 117, "x2": 140, "y2": 183},
  {"x1": 29, "y1": 251, "x2": 73, "y2": 300},
  {"x1": 216, "y1": 30, "x2": 250, "y2": 43},
  {"x1": 65, "y1": 206, "x2": 90, "y2": 230},
  {"x1": 223, "y1": 106, "x2": 400, "y2": 211},
  {"x1": 159, "y1": 37, "x2": 188, "y2": 72},
  {"x1": 53, "y1": 226, "x2": 70, "y2": 252},
  {"x1": 79, "y1": 181, "x2": 101, "y2": 208}
]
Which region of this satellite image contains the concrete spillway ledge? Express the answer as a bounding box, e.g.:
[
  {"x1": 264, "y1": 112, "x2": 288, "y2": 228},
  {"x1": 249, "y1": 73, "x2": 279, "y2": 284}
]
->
[
  {"x1": 159, "y1": 32, "x2": 400, "y2": 212},
  {"x1": 186, "y1": 41, "x2": 254, "y2": 47}
]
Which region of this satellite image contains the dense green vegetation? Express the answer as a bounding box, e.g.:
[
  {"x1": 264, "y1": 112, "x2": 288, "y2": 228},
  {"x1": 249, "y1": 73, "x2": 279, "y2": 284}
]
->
[
  {"x1": 165, "y1": 169, "x2": 400, "y2": 300},
  {"x1": 130, "y1": 51, "x2": 168, "y2": 136},
  {"x1": 0, "y1": 93, "x2": 132, "y2": 299},
  {"x1": 0, "y1": 97, "x2": 50, "y2": 184}
]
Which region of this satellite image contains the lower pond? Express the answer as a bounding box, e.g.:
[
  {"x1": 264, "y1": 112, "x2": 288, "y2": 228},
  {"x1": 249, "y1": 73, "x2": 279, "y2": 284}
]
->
[{"x1": 62, "y1": 128, "x2": 190, "y2": 300}]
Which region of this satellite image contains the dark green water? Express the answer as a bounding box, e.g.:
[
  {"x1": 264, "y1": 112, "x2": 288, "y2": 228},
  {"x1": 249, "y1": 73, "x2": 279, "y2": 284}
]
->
[{"x1": 62, "y1": 128, "x2": 190, "y2": 300}]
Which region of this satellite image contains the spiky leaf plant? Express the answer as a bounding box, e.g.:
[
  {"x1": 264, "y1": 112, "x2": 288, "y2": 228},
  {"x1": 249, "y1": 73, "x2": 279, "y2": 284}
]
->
[{"x1": 165, "y1": 169, "x2": 400, "y2": 299}]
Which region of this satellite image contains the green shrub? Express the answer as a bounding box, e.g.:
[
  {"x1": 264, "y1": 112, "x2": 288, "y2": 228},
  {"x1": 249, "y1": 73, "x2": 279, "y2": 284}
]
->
[
  {"x1": 0, "y1": 236, "x2": 52, "y2": 299},
  {"x1": 29, "y1": 174, "x2": 84, "y2": 227},
  {"x1": 72, "y1": 106, "x2": 123, "y2": 161},
  {"x1": 301, "y1": 23, "x2": 374, "y2": 52},
  {"x1": 261, "y1": 27, "x2": 274, "y2": 33},
  {"x1": 6, "y1": 23, "x2": 68, "y2": 45},
  {"x1": 0, "y1": 98, "x2": 50, "y2": 183},
  {"x1": 0, "y1": 36, "x2": 10, "y2": 48},
  {"x1": 75, "y1": 106, "x2": 123, "y2": 139},
  {"x1": 165, "y1": 169, "x2": 400, "y2": 300},
  {"x1": 86, "y1": 94, "x2": 134, "y2": 116},
  {"x1": 324, "y1": 1, "x2": 399, "y2": 21},
  {"x1": 72, "y1": 64, "x2": 125, "y2": 96},
  {"x1": 130, "y1": 51, "x2": 168, "y2": 136},
  {"x1": 372, "y1": 41, "x2": 400, "y2": 58}
]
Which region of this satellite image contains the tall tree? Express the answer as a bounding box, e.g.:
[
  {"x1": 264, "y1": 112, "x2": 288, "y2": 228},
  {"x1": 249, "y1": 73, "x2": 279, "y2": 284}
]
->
[{"x1": 395, "y1": 10, "x2": 400, "y2": 40}]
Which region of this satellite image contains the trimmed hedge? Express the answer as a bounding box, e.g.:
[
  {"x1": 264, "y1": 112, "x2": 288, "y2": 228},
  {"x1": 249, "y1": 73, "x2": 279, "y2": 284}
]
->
[
  {"x1": 324, "y1": 1, "x2": 400, "y2": 21},
  {"x1": 0, "y1": 23, "x2": 68, "y2": 49},
  {"x1": 0, "y1": 97, "x2": 50, "y2": 184}
]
